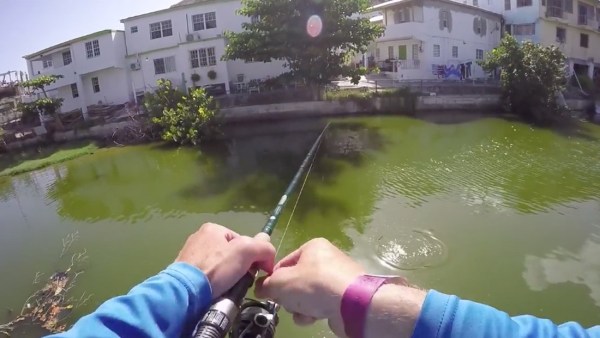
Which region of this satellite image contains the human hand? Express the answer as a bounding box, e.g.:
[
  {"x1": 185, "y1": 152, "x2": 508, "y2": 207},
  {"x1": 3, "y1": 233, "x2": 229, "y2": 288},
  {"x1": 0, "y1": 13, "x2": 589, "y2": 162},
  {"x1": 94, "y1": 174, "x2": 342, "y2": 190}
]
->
[
  {"x1": 175, "y1": 223, "x2": 276, "y2": 299},
  {"x1": 254, "y1": 238, "x2": 364, "y2": 336}
]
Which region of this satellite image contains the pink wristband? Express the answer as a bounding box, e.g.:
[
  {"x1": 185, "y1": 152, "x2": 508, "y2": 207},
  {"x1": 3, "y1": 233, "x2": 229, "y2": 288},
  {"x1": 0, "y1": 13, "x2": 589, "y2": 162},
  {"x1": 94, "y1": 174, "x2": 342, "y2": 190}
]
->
[{"x1": 340, "y1": 275, "x2": 390, "y2": 338}]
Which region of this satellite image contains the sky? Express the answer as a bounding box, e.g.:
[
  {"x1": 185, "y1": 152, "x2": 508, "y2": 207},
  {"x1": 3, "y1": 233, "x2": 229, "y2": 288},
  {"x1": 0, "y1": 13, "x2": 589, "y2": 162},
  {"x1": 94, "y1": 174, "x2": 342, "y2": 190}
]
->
[{"x1": 0, "y1": 0, "x2": 177, "y2": 73}]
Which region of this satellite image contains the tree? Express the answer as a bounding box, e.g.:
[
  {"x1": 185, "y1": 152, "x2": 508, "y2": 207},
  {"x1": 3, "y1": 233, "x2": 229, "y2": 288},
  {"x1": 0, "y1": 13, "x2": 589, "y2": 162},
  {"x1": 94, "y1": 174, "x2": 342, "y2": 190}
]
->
[
  {"x1": 224, "y1": 0, "x2": 384, "y2": 87},
  {"x1": 19, "y1": 75, "x2": 65, "y2": 129},
  {"x1": 478, "y1": 35, "x2": 567, "y2": 123},
  {"x1": 147, "y1": 80, "x2": 220, "y2": 146}
]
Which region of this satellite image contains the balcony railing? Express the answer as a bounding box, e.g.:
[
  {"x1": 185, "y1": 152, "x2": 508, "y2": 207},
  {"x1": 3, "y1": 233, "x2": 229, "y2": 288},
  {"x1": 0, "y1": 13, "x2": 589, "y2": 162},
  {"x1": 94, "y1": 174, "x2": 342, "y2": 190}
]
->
[
  {"x1": 397, "y1": 59, "x2": 421, "y2": 70},
  {"x1": 545, "y1": 6, "x2": 565, "y2": 19}
]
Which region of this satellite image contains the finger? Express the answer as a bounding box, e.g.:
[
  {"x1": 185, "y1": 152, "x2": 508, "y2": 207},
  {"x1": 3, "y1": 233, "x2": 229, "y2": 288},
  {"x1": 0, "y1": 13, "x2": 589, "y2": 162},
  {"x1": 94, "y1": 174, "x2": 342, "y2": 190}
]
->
[
  {"x1": 232, "y1": 237, "x2": 276, "y2": 274},
  {"x1": 254, "y1": 271, "x2": 292, "y2": 300},
  {"x1": 293, "y1": 313, "x2": 317, "y2": 326},
  {"x1": 254, "y1": 275, "x2": 271, "y2": 299},
  {"x1": 273, "y1": 247, "x2": 302, "y2": 270}
]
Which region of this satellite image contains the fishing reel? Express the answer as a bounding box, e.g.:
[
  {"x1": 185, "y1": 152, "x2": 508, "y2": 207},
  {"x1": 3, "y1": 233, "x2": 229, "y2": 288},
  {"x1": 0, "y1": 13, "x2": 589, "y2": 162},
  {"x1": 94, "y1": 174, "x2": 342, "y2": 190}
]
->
[{"x1": 230, "y1": 299, "x2": 279, "y2": 338}]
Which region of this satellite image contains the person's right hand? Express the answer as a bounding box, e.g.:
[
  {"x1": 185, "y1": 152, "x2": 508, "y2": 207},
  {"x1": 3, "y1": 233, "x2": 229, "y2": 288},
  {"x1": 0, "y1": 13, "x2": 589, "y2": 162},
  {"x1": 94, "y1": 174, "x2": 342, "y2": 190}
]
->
[{"x1": 254, "y1": 238, "x2": 365, "y2": 336}]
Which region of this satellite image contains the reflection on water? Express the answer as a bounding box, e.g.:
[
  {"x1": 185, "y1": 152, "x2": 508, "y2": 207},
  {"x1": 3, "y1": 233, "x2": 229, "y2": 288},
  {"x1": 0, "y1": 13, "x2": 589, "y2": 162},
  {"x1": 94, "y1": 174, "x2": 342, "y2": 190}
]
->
[
  {"x1": 523, "y1": 232, "x2": 600, "y2": 306},
  {"x1": 376, "y1": 229, "x2": 447, "y2": 270}
]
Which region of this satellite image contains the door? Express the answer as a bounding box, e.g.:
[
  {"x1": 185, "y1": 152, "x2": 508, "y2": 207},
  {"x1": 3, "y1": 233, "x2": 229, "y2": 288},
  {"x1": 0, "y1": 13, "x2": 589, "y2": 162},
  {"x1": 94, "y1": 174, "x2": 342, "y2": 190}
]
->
[{"x1": 398, "y1": 45, "x2": 407, "y2": 60}]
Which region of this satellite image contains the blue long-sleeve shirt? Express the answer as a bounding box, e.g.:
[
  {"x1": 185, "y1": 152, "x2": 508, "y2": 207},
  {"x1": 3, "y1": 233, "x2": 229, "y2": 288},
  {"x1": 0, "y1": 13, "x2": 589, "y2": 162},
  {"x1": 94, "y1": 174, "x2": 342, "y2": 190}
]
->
[{"x1": 48, "y1": 263, "x2": 599, "y2": 338}]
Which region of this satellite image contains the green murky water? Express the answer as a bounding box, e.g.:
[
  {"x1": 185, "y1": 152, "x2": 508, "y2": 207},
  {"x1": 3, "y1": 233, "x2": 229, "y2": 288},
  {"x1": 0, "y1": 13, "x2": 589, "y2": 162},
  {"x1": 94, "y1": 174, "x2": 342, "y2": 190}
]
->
[{"x1": 1, "y1": 115, "x2": 600, "y2": 336}]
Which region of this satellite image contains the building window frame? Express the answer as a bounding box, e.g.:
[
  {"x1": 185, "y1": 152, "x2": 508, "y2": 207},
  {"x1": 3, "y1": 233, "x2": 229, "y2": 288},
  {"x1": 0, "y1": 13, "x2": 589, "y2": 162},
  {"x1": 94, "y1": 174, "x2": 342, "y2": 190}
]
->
[
  {"x1": 70, "y1": 83, "x2": 79, "y2": 98},
  {"x1": 85, "y1": 40, "x2": 101, "y2": 58},
  {"x1": 412, "y1": 44, "x2": 419, "y2": 60},
  {"x1": 516, "y1": 0, "x2": 532, "y2": 7},
  {"x1": 556, "y1": 27, "x2": 566, "y2": 43},
  {"x1": 580, "y1": 33, "x2": 589, "y2": 48},
  {"x1": 513, "y1": 23, "x2": 536, "y2": 35},
  {"x1": 190, "y1": 47, "x2": 216, "y2": 68},
  {"x1": 505, "y1": 0, "x2": 511, "y2": 10},
  {"x1": 131, "y1": 26, "x2": 138, "y2": 34},
  {"x1": 192, "y1": 12, "x2": 217, "y2": 31},
  {"x1": 91, "y1": 77, "x2": 100, "y2": 93},
  {"x1": 62, "y1": 51, "x2": 72, "y2": 66},
  {"x1": 150, "y1": 20, "x2": 173, "y2": 40},
  {"x1": 42, "y1": 59, "x2": 53, "y2": 69},
  {"x1": 476, "y1": 49, "x2": 484, "y2": 60},
  {"x1": 388, "y1": 46, "x2": 394, "y2": 59},
  {"x1": 452, "y1": 46, "x2": 458, "y2": 58},
  {"x1": 154, "y1": 56, "x2": 177, "y2": 75},
  {"x1": 433, "y1": 44, "x2": 441, "y2": 57}
]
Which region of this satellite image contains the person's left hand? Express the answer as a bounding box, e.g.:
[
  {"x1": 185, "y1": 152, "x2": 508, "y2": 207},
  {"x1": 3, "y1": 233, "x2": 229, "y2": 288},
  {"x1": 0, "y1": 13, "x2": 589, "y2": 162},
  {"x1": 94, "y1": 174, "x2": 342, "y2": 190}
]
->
[{"x1": 175, "y1": 222, "x2": 276, "y2": 299}]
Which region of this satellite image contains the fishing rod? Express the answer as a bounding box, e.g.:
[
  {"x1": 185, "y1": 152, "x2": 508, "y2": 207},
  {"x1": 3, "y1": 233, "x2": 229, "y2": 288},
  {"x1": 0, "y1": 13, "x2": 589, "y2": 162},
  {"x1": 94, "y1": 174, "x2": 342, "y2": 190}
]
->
[{"x1": 193, "y1": 122, "x2": 330, "y2": 338}]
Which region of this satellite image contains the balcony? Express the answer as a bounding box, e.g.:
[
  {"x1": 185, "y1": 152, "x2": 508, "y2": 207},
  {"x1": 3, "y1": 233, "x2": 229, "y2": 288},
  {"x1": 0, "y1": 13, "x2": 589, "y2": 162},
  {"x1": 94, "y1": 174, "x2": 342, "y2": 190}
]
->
[
  {"x1": 545, "y1": 6, "x2": 565, "y2": 19},
  {"x1": 397, "y1": 59, "x2": 421, "y2": 70}
]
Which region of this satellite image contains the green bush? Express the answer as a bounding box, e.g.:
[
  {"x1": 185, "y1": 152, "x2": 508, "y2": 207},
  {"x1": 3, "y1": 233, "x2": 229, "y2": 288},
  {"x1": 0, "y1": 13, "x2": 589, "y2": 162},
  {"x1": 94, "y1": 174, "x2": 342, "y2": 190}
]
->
[
  {"x1": 207, "y1": 70, "x2": 217, "y2": 80},
  {"x1": 143, "y1": 79, "x2": 184, "y2": 118},
  {"x1": 150, "y1": 84, "x2": 220, "y2": 146}
]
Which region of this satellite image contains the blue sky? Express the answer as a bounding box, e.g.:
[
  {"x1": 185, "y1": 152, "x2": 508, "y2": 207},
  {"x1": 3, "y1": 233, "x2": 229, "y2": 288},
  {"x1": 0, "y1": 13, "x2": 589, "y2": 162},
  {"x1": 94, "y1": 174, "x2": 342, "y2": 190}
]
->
[{"x1": 1, "y1": 0, "x2": 176, "y2": 73}]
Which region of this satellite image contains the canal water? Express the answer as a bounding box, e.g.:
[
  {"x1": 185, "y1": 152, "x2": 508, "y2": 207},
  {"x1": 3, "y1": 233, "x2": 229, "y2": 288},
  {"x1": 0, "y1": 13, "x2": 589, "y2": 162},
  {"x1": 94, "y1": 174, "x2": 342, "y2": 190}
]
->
[{"x1": 1, "y1": 115, "x2": 600, "y2": 336}]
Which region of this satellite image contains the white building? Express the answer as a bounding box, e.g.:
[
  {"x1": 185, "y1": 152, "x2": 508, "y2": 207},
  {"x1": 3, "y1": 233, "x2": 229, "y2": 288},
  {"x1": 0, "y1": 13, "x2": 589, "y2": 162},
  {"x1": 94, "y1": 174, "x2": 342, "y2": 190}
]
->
[
  {"x1": 501, "y1": 0, "x2": 600, "y2": 82},
  {"x1": 120, "y1": 0, "x2": 287, "y2": 97},
  {"x1": 368, "y1": 0, "x2": 503, "y2": 81},
  {"x1": 23, "y1": 30, "x2": 130, "y2": 118}
]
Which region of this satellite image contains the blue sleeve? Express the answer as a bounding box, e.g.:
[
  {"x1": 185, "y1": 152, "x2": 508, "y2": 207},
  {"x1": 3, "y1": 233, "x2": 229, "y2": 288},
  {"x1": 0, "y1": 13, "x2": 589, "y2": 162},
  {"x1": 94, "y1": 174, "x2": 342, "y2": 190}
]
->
[
  {"x1": 412, "y1": 290, "x2": 600, "y2": 338},
  {"x1": 46, "y1": 262, "x2": 212, "y2": 338}
]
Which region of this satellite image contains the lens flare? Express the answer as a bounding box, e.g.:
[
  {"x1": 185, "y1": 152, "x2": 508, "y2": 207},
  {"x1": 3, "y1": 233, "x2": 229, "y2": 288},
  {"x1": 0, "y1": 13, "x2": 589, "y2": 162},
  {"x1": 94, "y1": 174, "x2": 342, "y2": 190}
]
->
[{"x1": 306, "y1": 15, "x2": 323, "y2": 38}]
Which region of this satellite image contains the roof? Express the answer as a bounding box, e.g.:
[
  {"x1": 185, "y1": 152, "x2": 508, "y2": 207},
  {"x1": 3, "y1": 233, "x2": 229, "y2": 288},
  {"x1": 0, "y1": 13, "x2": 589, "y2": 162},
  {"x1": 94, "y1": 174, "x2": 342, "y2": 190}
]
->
[
  {"x1": 121, "y1": 0, "x2": 235, "y2": 22},
  {"x1": 23, "y1": 30, "x2": 123, "y2": 60},
  {"x1": 369, "y1": 0, "x2": 502, "y2": 17}
]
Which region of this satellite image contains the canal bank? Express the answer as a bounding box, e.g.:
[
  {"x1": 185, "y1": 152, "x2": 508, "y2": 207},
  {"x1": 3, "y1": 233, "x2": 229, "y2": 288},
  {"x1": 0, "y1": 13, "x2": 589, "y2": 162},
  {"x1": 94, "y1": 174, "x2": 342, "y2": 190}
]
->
[{"x1": 2, "y1": 95, "x2": 593, "y2": 151}]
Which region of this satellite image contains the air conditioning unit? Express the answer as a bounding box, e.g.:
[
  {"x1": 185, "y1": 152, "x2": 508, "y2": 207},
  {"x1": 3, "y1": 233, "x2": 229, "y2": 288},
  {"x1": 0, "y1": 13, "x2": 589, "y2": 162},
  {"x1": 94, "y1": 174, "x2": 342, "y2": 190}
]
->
[
  {"x1": 186, "y1": 33, "x2": 195, "y2": 42},
  {"x1": 130, "y1": 62, "x2": 141, "y2": 71}
]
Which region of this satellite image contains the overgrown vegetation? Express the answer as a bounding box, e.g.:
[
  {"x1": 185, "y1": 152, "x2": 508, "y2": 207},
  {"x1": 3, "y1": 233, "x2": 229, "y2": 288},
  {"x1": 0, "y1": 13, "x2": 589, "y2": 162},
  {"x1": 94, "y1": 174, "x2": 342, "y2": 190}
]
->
[
  {"x1": 324, "y1": 87, "x2": 417, "y2": 113},
  {"x1": 225, "y1": 0, "x2": 384, "y2": 86},
  {"x1": 478, "y1": 35, "x2": 567, "y2": 123},
  {"x1": 144, "y1": 79, "x2": 219, "y2": 146},
  {"x1": 0, "y1": 142, "x2": 98, "y2": 177},
  {"x1": 18, "y1": 75, "x2": 65, "y2": 129}
]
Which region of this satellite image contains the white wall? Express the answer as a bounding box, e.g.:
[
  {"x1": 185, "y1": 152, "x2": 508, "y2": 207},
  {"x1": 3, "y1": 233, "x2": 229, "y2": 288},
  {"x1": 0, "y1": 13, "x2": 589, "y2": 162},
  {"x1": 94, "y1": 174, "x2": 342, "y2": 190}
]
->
[{"x1": 81, "y1": 68, "x2": 130, "y2": 106}]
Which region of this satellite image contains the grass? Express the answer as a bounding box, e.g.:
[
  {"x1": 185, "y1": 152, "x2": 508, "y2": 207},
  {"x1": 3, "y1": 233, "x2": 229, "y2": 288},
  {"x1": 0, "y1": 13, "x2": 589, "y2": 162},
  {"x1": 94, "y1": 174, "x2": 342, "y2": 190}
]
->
[
  {"x1": 323, "y1": 87, "x2": 414, "y2": 101},
  {"x1": 0, "y1": 142, "x2": 98, "y2": 177}
]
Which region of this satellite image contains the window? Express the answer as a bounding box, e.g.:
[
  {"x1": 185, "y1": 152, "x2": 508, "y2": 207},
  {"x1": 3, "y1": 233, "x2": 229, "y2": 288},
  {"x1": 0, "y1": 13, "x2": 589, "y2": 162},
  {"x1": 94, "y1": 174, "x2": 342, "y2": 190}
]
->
[
  {"x1": 476, "y1": 49, "x2": 484, "y2": 60},
  {"x1": 473, "y1": 0, "x2": 478, "y2": 6},
  {"x1": 556, "y1": 27, "x2": 566, "y2": 43},
  {"x1": 513, "y1": 23, "x2": 535, "y2": 35},
  {"x1": 190, "y1": 48, "x2": 216, "y2": 68},
  {"x1": 131, "y1": 26, "x2": 138, "y2": 34},
  {"x1": 91, "y1": 77, "x2": 100, "y2": 93},
  {"x1": 150, "y1": 20, "x2": 173, "y2": 39},
  {"x1": 517, "y1": 0, "x2": 532, "y2": 7},
  {"x1": 192, "y1": 12, "x2": 217, "y2": 31},
  {"x1": 154, "y1": 56, "x2": 176, "y2": 74},
  {"x1": 578, "y1": 3, "x2": 594, "y2": 25},
  {"x1": 580, "y1": 33, "x2": 589, "y2": 48},
  {"x1": 70, "y1": 83, "x2": 79, "y2": 98},
  {"x1": 452, "y1": 46, "x2": 458, "y2": 58},
  {"x1": 505, "y1": 0, "x2": 511, "y2": 10},
  {"x1": 62, "y1": 51, "x2": 72, "y2": 66},
  {"x1": 42, "y1": 59, "x2": 52, "y2": 69},
  {"x1": 393, "y1": 8, "x2": 409, "y2": 23},
  {"x1": 207, "y1": 47, "x2": 216, "y2": 65},
  {"x1": 85, "y1": 40, "x2": 100, "y2": 58},
  {"x1": 564, "y1": 0, "x2": 573, "y2": 13},
  {"x1": 375, "y1": 48, "x2": 380, "y2": 59},
  {"x1": 433, "y1": 44, "x2": 440, "y2": 57},
  {"x1": 505, "y1": 24, "x2": 512, "y2": 35},
  {"x1": 441, "y1": 10, "x2": 449, "y2": 28},
  {"x1": 412, "y1": 44, "x2": 419, "y2": 60},
  {"x1": 251, "y1": 15, "x2": 260, "y2": 24},
  {"x1": 388, "y1": 46, "x2": 394, "y2": 59}
]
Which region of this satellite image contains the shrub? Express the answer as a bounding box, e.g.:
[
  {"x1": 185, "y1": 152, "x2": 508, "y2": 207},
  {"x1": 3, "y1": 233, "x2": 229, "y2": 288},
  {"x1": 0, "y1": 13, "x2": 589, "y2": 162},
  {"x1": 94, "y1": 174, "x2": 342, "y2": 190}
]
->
[
  {"x1": 191, "y1": 73, "x2": 201, "y2": 83},
  {"x1": 207, "y1": 70, "x2": 217, "y2": 80},
  {"x1": 151, "y1": 86, "x2": 220, "y2": 146},
  {"x1": 478, "y1": 35, "x2": 567, "y2": 122},
  {"x1": 143, "y1": 79, "x2": 184, "y2": 118}
]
